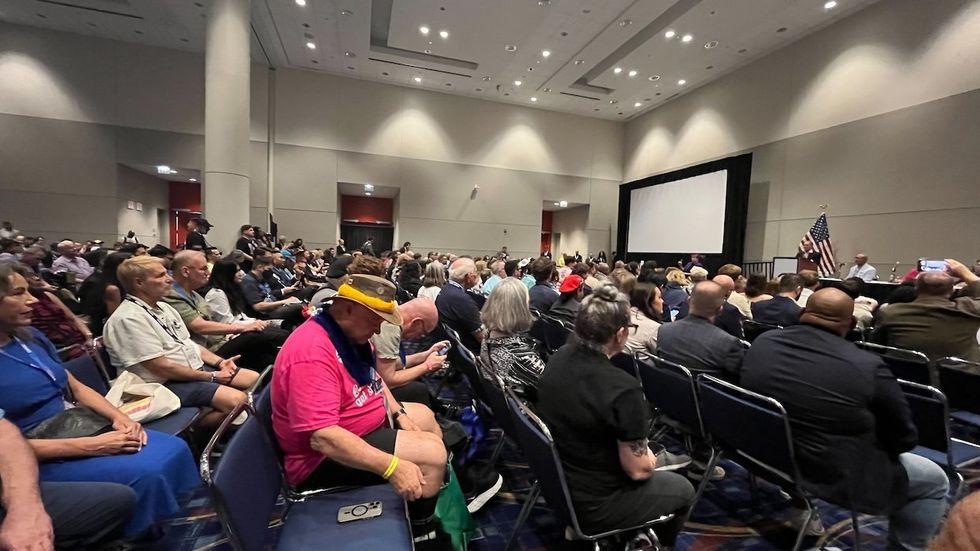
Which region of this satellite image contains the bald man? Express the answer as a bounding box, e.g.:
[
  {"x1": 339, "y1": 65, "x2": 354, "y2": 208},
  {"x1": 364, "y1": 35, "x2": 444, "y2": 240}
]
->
[
  {"x1": 657, "y1": 281, "x2": 745, "y2": 381},
  {"x1": 846, "y1": 253, "x2": 878, "y2": 282},
  {"x1": 873, "y1": 258, "x2": 980, "y2": 362},
  {"x1": 371, "y1": 299, "x2": 450, "y2": 405},
  {"x1": 742, "y1": 289, "x2": 948, "y2": 546},
  {"x1": 711, "y1": 275, "x2": 746, "y2": 338}
]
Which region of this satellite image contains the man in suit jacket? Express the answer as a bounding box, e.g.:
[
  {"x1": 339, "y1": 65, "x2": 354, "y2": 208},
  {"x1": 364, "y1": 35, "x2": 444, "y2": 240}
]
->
[
  {"x1": 751, "y1": 274, "x2": 803, "y2": 327},
  {"x1": 657, "y1": 281, "x2": 745, "y2": 382},
  {"x1": 528, "y1": 256, "x2": 559, "y2": 313},
  {"x1": 741, "y1": 288, "x2": 948, "y2": 547},
  {"x1": 711, "y1": 275, "x2": 745, "y2": 339},
  {"x1": 873, "y1": 259, "x2": 980, "y2": 362}
]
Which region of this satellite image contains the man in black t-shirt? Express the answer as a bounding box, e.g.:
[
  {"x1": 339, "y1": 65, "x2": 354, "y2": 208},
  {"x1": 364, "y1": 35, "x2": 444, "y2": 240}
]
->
[
  {"x1": 234, "y1": 224, "x2": 257, "y2": 271},
  {"x1": 184, "y1": 218, "x2": 212, "y2": 250}
]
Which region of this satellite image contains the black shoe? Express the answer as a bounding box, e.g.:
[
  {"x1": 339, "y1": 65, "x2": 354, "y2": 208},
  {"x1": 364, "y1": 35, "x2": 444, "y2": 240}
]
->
[{"x1": 412, "y1": 518, "x2": 454, "y2": 551}]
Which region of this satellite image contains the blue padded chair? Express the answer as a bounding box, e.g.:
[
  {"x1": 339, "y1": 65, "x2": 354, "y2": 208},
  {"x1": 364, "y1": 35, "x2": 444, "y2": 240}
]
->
[
  {"x1": 935, "y1": 358, "x2": 980, "y2": 428},
  {"x1": 898, "y1": 379, "x2": 980, "y2": 498},
  {"x1": 636, "y1": 354, "x2": 718, "y2": 507},
  {"x1": 503, "y1": 388, "x2": 674, "y2": 551},
  {"x1": 202, "y1": 403, "x2": 412, "y2": 551},
  {"x1": 856, "y1": 341, "x2": 932, "y2": 386},
  {"x1": 741, "y1": 319, "x2": 780, "y2": 343},
  {"x1": 697, "y1": 374, "x2": 816, "y2": 551},
  {"x1": 62, "y1": 348, "x2": 109, "y2": 394},
  {"x1": 90, "y1": 337, "x2": 117, "y2": 379}
]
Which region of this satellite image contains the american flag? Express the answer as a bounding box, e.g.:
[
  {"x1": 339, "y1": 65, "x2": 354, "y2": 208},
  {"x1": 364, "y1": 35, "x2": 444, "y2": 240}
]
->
[{"x1": 800, "y1": 213, "x2": 836, "y2": 277}]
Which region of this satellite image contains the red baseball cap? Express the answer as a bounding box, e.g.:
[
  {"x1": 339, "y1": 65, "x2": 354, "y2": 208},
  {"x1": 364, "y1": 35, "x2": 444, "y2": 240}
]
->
[{"x1": 559, "y1": 274, "x2": 584, "y2": 293}]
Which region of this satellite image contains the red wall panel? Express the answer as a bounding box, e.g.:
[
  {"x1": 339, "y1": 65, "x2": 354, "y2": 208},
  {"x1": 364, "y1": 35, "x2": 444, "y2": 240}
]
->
[{"x1": 341, "y1": 195, "x2": 394, "y2": 224}]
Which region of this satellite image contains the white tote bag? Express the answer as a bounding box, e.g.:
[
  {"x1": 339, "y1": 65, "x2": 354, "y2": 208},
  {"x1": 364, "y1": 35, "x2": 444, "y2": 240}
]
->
[{"x1": 105, "y1": 371, "x2": 181, "y2": 423}]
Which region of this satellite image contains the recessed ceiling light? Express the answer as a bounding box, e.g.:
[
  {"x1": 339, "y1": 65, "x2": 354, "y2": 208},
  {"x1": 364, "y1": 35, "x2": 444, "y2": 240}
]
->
[
  {"x1": 559, "y1": 200, "x2": 568, "y2": 207},
  {"x1": 514, "y1": 80, "x2": 522, "y2": 86},
  {"x1": 340, "y1": 9, "x2": 352, "y2": 15},
  {"x1": 553, "y1": 202, "x2": 560, "y2": 206},
  {"x1": 619, "y1": 19, "x2": 632, "y2": 27},
  {"x1": 425, "y1": 49, "x2": 431, "y2": 54},
  {"x1": 634, "y1": 102, "x2": 642, "y2": 107},
  {"x1": 344, "y1": 51, "x2": 355, "y2": 57},
  {"x1": 156, "y1": 165, "x2": 172, "y2": 174},
  {"x1": 824, "y1": 0, "x2": 838, "y2": 9},
  {"x1": 538, "y1": 0, "x2": 551, "y2": 5},
  {"x1": 439, "y1": 30, "x2": 449, "y2": 39},
  {"x1": 704, "y1": 40, "x2": 719, "y2": 49},
  {"x1": 346, "y1": 66, "x2": 355, "y2": 70},
  {"x1": 419, "y1": 25, "x2": 429, "y2": 35},
  {"x1": 365, "y1": 192, "x2": 372, "y2": 196},
  {"x1": 189, "y1": 178, "x2": 197, "y2": 182},
  {"x1": 609, "y1": 99, "x2": 618, "y2": 104},
  {"x1": 504, "y1": 44, "x2": 518, "y2": 52},
  {"x1": 543, "y1": 87, "x2": 551, "y2": 93},
  {"x1": 613, "y1": 67, "x2": 623, "y2": 74},
  {"x1": 573, "y1": 59, "x2": 584, "y2": 65},
  {"x1": 482, "y1": 76, "x2": 492, "y2": 81},
  {"x1": 381, "y1": 71, "x2": 389, "y2": 76},
  {"x1": 665, "y1": 30, "x2": 676, "y2": 39},
  {"x1": 527, "y1": 67, "x2": 534, "y2": 72},
  {"x1": 681, "y1": 34, "x2": 693, "y2": 43},
  {"x1": 648, "y1": 75, "x2": 661, "y2": 81},
  {"x1": 306, "y1": 41, "x2": 316, "y2": 50},
  {"x1": 413, "y1": 76, "x2": 422, "y2": 83},
  {"x1": 541, "y1": 49, "x2": 551, "y2": 58},
  {"x1": 295, "y1": 0, "x2": 306, "y2": 5},
  {"x1": 530, "y1": 97, "x2": 538, "y2": 102},
  {"x1": 776, "y1": 27, "x2": 787, "y2": 33},
  {"x1": 628, "y1": 69, "x2": 638, "y2": 78},
  {"x1": 677, "y1": 79, "x2": 687, "y2": 85},
  {"x1": 428, "y1": 41, "x2": 433, "y2": 45}
]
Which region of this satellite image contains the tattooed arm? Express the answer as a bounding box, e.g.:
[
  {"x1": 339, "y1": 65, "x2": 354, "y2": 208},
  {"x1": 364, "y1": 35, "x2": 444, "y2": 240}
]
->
[{"x1": 617, "y1": 438, "x2": 658, "y2": 481}]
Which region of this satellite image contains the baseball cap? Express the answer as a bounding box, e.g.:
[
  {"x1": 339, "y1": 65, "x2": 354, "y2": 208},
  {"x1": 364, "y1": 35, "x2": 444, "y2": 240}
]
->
[
  {"x1": 331, "y1": 274, "x2": 403, "y2": 325},
  {"x1": 191, "y1": 217, "x2": 213, "y2": 228},
  {"x1": 559, "y1": 274, "x2": 584, "y2": 293}
]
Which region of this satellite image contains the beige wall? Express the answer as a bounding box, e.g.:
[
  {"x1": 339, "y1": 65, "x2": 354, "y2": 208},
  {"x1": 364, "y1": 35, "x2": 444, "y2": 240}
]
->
[
  {"x1": 116, "y1": 165, "x2": 169, "y2": 245},
  {"x1": 551, "y1": 206, "x2": 591, "y2": 261},
  {"x1": 623, "y1": 0, "x2": 980, "y2": 273},
  {"x1": 0, "y1": 22, "x2": 620, "y2": 257}
]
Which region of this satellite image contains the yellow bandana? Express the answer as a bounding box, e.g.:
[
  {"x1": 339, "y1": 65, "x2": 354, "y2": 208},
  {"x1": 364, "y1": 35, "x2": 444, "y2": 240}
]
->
[{"x1": 336, "y1": 283, "x2": 397, "y2": 314}]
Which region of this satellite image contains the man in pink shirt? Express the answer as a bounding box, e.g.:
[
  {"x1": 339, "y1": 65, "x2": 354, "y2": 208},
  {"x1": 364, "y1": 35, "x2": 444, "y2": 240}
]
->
[{"x1": 271, "y1": 274, "x2": 446, "y2": 530}]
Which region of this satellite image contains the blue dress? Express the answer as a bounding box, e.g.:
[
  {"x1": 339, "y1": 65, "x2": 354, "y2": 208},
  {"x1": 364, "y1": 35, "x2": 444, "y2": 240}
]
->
[{"x1": 0, "y1": 329, "x2": 201, "y2": 536}]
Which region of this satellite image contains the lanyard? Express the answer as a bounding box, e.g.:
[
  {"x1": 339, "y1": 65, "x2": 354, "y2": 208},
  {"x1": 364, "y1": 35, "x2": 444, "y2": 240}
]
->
[
  {"x1": 126, "y1": 297, "x2": 183, "y2": 344},
  {"x1": 0, "y1": 337, "x2": 59, "y2": 384}
]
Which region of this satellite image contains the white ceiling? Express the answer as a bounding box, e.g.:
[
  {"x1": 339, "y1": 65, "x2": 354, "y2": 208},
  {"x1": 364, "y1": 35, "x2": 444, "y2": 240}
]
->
[{"x1": 0, "y1": 0, "x2": 880, "y2": 120}]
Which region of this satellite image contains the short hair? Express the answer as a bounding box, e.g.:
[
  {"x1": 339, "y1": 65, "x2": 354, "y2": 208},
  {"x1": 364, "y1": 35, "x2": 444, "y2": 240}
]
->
[
  {"x1": 449, "y1": 258, "x2": 477, "y2": 282},
  {"x1": 348, "y1": 255, "x2": 385, "y2": 277},
  {"x1": 504, "y1": 259, "x2": 519, "y2": 277},
  {"x1": 575, "y1": 284, "x2": 630, "y2": 351},
  {"x1": 530, "y1": 257, "x2": 555, "y2": 283},
  {"x1": 481, "y1": 278, "x2": 534, "y2": 334},
  {"x1": 252, "y1": 255, "x2": 274, "y2": 269},
  {"x1": 778, "y1": 274, "x2": 803, "y2": 293},
  {"x1": 745, "y1": 274, "x2": 769, "y2": 298},
  {"x1": 840, "y1": 277, "x2": 865, "y2": 299},
  {"x1": 240, "y1": 224, "x2": 253, "y2": 233},
  {"x1": 116, "y1": 256, "x2": 164, "y2": 293},
  {"x1": 798, "y1": 270, "x2": 820, "y2": 288},
  {"x1": 171, "y1": 250, "x2": 205, "y2": 272},
  {"x1": 666, "y1": 269, "x2": 689, "y2": 286},
  {"x1": 608, "y1": 268, "x2": 636, "y2": 296},
  {"x1": 717, "y1": 264, "x2": 742, "y2": 279}
]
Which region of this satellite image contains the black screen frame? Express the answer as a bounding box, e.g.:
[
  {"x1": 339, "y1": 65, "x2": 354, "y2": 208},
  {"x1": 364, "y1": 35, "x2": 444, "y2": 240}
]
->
[{"x1": 616, "y1": 153, "x2": 752, "y2": 274}]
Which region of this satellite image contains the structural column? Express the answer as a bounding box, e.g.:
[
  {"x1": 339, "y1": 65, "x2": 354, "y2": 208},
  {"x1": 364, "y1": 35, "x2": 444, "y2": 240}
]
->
[{"x1": 204, "y1": 0, "x2": 251, "y2": 251}]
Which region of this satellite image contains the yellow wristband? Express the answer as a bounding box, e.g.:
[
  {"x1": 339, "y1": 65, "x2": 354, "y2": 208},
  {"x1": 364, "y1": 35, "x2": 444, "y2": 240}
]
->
[{"x1": 382, "y1": 456, "x2": 399, "y2": 480}]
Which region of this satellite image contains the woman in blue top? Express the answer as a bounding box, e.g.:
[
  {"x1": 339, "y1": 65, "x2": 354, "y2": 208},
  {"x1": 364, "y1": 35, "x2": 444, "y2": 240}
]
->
[{"x1": 0, "y1": 263, "x2": 201, "y2": 538}]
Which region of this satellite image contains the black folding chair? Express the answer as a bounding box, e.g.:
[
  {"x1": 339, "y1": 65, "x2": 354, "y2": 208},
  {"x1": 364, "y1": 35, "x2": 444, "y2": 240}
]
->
[
  {"x1": 503, "y1": 388, "x2": 674, "y2": 551},
  {"x1": 636, "y1": 354, "x2": 718, "y2": 509},
  {"x1": 697, "y1": 375, "x2": 817, "y2": 551},
  {"x1": 855, "y1": 341, "x2": 931, "y2": 385},
  {"x1": 441, "y1": 322, "x2": 490, "y2": 406},
  {"x1": 936, "y1": 358, "x2": 980, "y2": 428},
  {"x1": 741, "y1": 319, "x2": 780, "y2": 343},
  {"x1": 898, "y1": 379, "x2": 980, "y2": 498},
  {"x1": 538, "y1": 314, "x2": 573, "y2": 354},
  {"x1": 610, "y1": 351, "x2": 639, "y2": 379},
  {"x1": 478, "y1": 368, "x2": 522, "y2": 466}
]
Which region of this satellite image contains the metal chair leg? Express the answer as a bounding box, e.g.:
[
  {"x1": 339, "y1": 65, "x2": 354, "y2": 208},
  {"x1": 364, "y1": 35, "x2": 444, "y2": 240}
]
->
[
  {"x1": 790, "y1": 501, "x2": 813, "y2": 551},
  {"x1": 505, "y1": 482, "x2": 541, "y2": 551},
  {"x1": 748, "y1": 473, "x2": 760, "y2": 506},
  {"x1": 489, "y1": 435, "x2": 507, "y2": 466},
  {"x1": 851, "y1": 511, "x2": 862, "y2": 551}
]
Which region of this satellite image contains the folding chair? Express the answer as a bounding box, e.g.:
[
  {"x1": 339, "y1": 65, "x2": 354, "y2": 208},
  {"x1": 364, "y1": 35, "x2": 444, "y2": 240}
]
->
[
  {"x1": 636, "y1": 354, "x2": 718, "y2": 509},
  {"x1": 741, "y1": 319, "x2": 780, "y2": 343},
  {"x1": 503, "y1": 388, "x2": 674, "y2": 551},
  {"x1": 202, "y1": 403, "x2": 413, "y2": 551},
  {"x1": 936, "y1": 358, "x2": 980, "y2": 428},
  {"x1": 90, "y1": 336, "x2": 117, "y2": 379},
  {"x1": 855, "y1": 341, "x2": 931, "y2": 385},
  {"x1": 610, "y1": 351, "x2": 639, "y2": 379},
  {"x1": 62, "y1": 349, "x2": 109, "y2": 394},
  {"x1": 898, "y1": 379, "x2": 980, "y2": 498},
  {"x1": 696, "y1": 375, "x2": 818, "y2": 551},
  {"x1": 476, "y1": 365, "x2": 520, "y2": 465},
  {"x1": 441, "y1": 322, "x2": 490, "y2": 406},
  {"x1": 538, "y1": 315, "x2": 573, "y2": 354}
]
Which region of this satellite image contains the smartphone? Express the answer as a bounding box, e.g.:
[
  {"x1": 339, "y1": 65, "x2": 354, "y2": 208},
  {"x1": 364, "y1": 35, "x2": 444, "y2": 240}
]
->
[
  {"x1": 337, "y1": 501, "x2": 383, "y2": 523},
  {"x1": 918, "y1": 259, "x2": 948, "y2": 273},
  {"x1": 437, "y1": 345, "x2": 450, "y2": 356}
]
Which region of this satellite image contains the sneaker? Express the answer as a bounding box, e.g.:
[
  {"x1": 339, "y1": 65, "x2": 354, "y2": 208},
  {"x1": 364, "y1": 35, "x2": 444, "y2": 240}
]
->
[
  {"x1": 412, "y1": 519, "x2": 454, "y2": 551},
  {"x1": 686, "y1": 462, "x2": 726, "y2": 481},
  {"x1": 465, "y1": 472, "x2": 503, "y2": 513},
  {"x1": 787, "y1": 508, "x2": 825, "y2": 537},
  {"x1": 231, "y1": 411, "x2": 249, "y2": 426},
  {"x1": 654, "y1": 450, "x2": 693, "y2": 472}
]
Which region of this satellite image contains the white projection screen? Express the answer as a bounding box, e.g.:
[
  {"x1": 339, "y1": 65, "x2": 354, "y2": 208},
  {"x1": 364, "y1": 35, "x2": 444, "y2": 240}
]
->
[{"x1": 627, "y1": 169, "x2": 728, "y2": 254}]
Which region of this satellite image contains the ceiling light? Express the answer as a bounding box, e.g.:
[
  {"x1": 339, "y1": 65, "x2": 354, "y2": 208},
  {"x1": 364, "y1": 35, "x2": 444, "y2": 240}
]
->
[
  {"x1": 504, "y1": 44, "x2": 518, "y2": 52},
  {"x1": 553, "y1": 202, "x2": 560, "y2": 206},
  {"x1": 413, "y1": 76, "x2": 422, "y2": 83},
  {"x1": 365, "y1": 192, "x2": 372, "y2": 196},
  {"x1": 306, "y1": 41, "x2": 316, "y2": 50},
  {"x1": 681, "y1": 34, "x2": 693, "y2": 43},
  {"x1": 340, "y1": 9, "x2": 352, "y2": 16},
  {"x1": 634, "y1": 102, "x2": 642, "y2": 107},
  {"x1": 573, "y1": 59, "x2": 584, "y2": 65},
  {"x1": 439, "y1": 30, "x2": 449, "y2": 39},
  {"x1": 628, "y1": 69, "x2": 638, "y2": 78},
  {"x1": 482, "y1": 76, "x2": 492, "y2": 81},
  {"x1": 619, "y1": 19, "x2": 632, "y2": 27},
  {"x1": 824, "y1": 0, "x2": 838, "y2": 9},
  {"x1": 419, "y1": 25, "x2": 429, "y2": 35},
  {"x1": 156, "y1": 165, "x2": 172, "y2": 174},
  {"x1": 543, "y1": 87, "x2": 551, "y2": 93},
  {"x1": 559, "y1": 200, "x2": 568, "y2": 208},
  {"x1": 188, "y1": 178, "x2": 197, "y2": 182},
  {"x1": 677, "y1": 79, "x2": 687, "y2": 85},
  {"x1": 364, "y1": 184, "x2": 374, "y2": 191},
  {"x1": 648, "y1": 75, "x2": 661, "y2": 81},
  {"x1": 609, "y1": 99, "x2": 618, "y2": 104},
  {"x1": 344, "y1": 51, "x2": 355, "y2": 57},
  {"x1": 704, "y1": 40, "x2": 719, "y2": 49},
  {"x1": 665, "y1": 30, "x2": 676, "y2": 39},
  {"x1": 613, "y1": 67, "x2": 623, "y2": 74},
  {"x1": 425, "y1": 49, "x2": 431, "y2": 54},
  {"x1": 530, "y1": 97, "x2": 538, "y2": 102},
  {"x1": 295, "y1": 0, "x2": 306, "y2": 5},
  {"x1": 541, "y1": 49, "x2": 551, "y2": 58},
  {"x1": 514, "y1": 80, "x2": 522, "y2": 86}
]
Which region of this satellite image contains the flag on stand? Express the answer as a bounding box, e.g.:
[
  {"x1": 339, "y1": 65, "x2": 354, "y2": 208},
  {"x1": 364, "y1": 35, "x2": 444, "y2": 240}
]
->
[{"x1": 800, "y1": 213, "x2": 836, "y2": 277}]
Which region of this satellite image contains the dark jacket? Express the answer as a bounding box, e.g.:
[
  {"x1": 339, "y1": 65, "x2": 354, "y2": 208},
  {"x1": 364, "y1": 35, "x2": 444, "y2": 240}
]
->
[
  {"x1": 548, "y1": 297, "x2": 581, "y2": 325},
  {"x1": 873, "y1": 280, "x2": 980, "y2": 362},
  {"x1": 657, "y1": 315, "x2": 744, "y2": 381},
  {"x1": 529, "y1": 282, "x2": 559, "y2": 314},
  {"x1": 740, "y1": 324, "x2": 917, "y2": 514},
  {"x1": 750, "y1": 295, "x2": 802, "y2": 327},
  {"x1": 715, "y1": 301, "x2": 745, "y2": 339},
  {"x1": 661, "y1": 283, "x2": 689, "y2": 322}
]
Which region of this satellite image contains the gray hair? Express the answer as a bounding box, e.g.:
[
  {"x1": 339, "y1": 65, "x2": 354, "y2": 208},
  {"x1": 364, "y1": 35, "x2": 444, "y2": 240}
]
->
[
  {"x1": 422, "y1": 261, "x2": 446, "y2": 288},
  {"x1": 481, "y1": 277, "x2": 534, "y2": 334},
  {"x1": 575, "y1": 283, "x2": 630, "y2": 351},
  {"x1": 448, "y1": 258, "x2": 476, "y2": 283}
]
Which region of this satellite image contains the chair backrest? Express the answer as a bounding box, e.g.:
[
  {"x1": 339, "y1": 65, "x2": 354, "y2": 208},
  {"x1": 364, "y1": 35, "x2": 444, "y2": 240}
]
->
[
  {"x1": 63, "y1": 350, "x2": 109, "y2": 395},
  {"x1": 442, "y1": 323, "x2": 488, "y2": 405},
  {"x1": 636, "y1": 354, "x2": 706, "y2": 439},
  {"x1": 609, "y1": 352, "x2": 638, "y2": 379},
  {"x1": 539, "y1": 315, "x2": 573, "y2": 352},
  {"x1": 741, "y1": 319, "x2": 780, "y2": 343},
  {"x1": 936, "y1": 359, "x2": 980, "y2": 414},
  {"x1": 504, "y1": 388, "x2": 575, "y2": 529},
  {"x1": 697, "y1": 374, "x2": 800, "y2": 486},
  {"x1": 202, "y1": 404, "x2": 282, "y2": 551},
  {"x1": 477, "y1": 366, "x2": 518, "y2": 437},
  {"x1": 855, "y1": 341, "x2": 931, "y2": 385},
  {"x1": 897, "y1": 379, "x2": 950, "y2": 456},
  {"x1": 90, "y1": 337, "x2": 117, "y2": 379}
]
